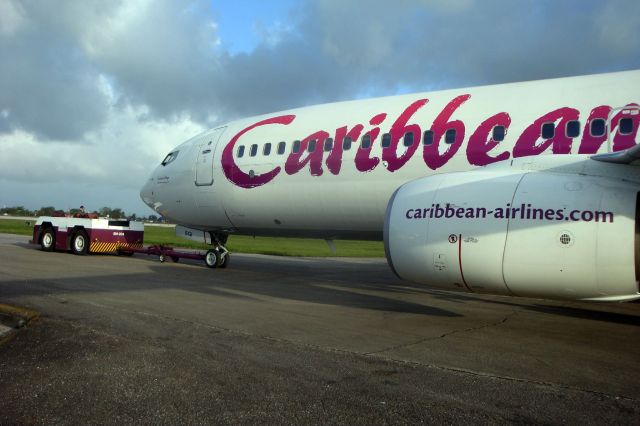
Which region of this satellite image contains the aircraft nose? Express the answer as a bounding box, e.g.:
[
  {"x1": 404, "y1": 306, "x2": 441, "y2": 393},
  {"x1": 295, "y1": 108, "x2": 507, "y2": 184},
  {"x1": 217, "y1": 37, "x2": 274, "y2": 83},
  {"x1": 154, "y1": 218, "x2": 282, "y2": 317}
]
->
[{"x1": 140, "y1": 178, "x2": 155, "y2": 208}]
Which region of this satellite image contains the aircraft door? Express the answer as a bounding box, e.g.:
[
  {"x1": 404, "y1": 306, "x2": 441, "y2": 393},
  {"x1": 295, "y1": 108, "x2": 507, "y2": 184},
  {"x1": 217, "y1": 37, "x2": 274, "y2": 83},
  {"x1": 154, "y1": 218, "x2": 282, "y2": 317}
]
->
[
  {"x1": 191, "y1": 127, "x2": 233, "y2": 228},
  {"x1": 606, "y1": 105, "x2": 640, "y2": 152},
  {"x1": 195, "y1": 146, "x2": 213, "y2": 186},
  {"x1": 195, "y1": 127, "x2": 226, "y2": 186}
]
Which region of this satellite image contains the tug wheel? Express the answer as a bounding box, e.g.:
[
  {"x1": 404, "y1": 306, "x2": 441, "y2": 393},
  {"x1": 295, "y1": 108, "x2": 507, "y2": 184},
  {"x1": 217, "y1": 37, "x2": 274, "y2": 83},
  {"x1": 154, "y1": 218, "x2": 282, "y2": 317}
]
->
[
  {"x1": 41, "y1": 227, "x2": 55, "y2": 252},
  {"x1": 71, "y1": 230, "x2": 89, "y2": 255}
]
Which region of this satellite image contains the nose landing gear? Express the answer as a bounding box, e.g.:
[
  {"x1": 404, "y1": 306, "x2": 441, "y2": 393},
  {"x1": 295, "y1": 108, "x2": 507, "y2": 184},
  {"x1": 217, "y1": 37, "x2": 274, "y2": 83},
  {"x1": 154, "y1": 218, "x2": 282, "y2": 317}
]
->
[
  {"x1": 204, "y1": 232, "x2": 230, "y2": 269},
  {"x1": 204, "y1": 246, "x2": 229, "y2": 268}
]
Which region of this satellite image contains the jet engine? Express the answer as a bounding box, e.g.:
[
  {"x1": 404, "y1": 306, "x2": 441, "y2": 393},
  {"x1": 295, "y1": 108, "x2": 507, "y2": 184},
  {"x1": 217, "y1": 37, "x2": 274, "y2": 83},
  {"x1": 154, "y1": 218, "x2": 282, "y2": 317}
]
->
[{"x1": 384, "y1": 168, "x2": 640, "y2": 301}]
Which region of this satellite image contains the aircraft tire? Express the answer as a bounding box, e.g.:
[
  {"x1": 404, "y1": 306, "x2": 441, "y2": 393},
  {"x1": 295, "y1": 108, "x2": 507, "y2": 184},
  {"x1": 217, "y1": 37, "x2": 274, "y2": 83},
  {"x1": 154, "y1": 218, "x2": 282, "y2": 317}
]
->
[
  {"x1": 217, "y1": 252, "x2": 229, "y2": 268},
  {"x1": 205, "y1": 249, "x2": 219, "y2": 268}
]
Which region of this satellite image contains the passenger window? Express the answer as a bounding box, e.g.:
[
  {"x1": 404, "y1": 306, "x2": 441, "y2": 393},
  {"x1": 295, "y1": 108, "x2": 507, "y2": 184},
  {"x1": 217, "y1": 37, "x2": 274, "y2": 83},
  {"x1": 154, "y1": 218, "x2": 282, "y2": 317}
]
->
[
  {"x1": 423, "y1": 130, "x2": 434, "y2": 145},
  {"x1": 308, "y1": 139, "x2": 316, "y2": 153},
  {"x1": 161, "y1": 151, "x2": 179, "y2": 166},
  {"x1": 591, "y1": 119, "x2": 606, "y2": 137},
  {"x1": 403, "y1": 132, "x2": 414, "y2": 147},
  {"x1": 236, "y1": 146, "x2": 245, "y2": 158},
  {"x1": 292, "y1": 140, "x2": 301, "y2": 154},
  {"x1": 619, "y1": 117, "x2": 634, "y2": 135},
  {"x1": 324, "y1": 138, "x2": 333, "y2": 152},
  {"x1": 541, "y1": 122, "x2": 555, "y2": 139},
  {"x1": 492, "y1": 126, "x2": 505, "y2": 142},
  {"x1": 343, "y1": 137, "x2": 352, "y2": 151},
  {"x1": 277, "y1": 141, "x2": 286, "y2": 155},
  {"x1": 361, "y1": 134, "x2": 371, "y2": 149},
  {"x1": 250, "y1": 144, "x2": 258, "y2": 157},
  {"x1": 445, "y1": 129, "x2": 456, "y2": 144},
  {"x1": 381, "y1": 133, "x2": 391, "y2": 148},
  {"x1": 263, "y1": 143, "x2": 272, "y2": 156},
  {"x1": 566, "y1": 120, "x2": 580, "y2": 138}
]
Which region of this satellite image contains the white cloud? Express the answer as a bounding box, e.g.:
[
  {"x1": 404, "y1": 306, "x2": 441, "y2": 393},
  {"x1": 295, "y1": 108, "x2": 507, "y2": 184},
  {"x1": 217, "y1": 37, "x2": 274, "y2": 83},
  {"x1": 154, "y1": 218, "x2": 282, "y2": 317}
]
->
[
  {"x1": 0, "y1": 104, "x2": 204, "y2": 188},
  {"x1": 597, "y1": 0, "x2": 640, "y2": 55},
  {"x1": 0, "y1": 0, "x2": 638, "y2": 214},
  {"x1": 0, "y1": 0, "x2": 27, "y2": 36},
  {"x1": 254, "y1": 20, "x2": 294, "y2": 48}
]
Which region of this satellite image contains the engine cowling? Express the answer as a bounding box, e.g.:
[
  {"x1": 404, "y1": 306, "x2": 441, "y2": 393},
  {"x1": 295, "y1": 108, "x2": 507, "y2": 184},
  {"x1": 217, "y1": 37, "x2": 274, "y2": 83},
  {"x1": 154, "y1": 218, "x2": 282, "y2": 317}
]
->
[{"x1": 384, "y1": 168, "x2": 640, "y2": 301}]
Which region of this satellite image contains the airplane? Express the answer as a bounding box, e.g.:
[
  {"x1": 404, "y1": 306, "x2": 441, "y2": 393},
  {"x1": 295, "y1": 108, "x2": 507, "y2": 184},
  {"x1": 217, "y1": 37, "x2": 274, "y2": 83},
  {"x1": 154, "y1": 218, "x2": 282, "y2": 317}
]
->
[{"x1": 140, "y1": 69, "x2": 640, "y2": 302}]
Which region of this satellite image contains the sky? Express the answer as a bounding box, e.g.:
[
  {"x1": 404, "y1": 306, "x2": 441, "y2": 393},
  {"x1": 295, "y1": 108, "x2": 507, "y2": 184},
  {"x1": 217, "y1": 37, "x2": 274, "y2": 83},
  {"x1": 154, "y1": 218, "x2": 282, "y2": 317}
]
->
[{"x1": 1, "y1": 0, "x2": 639, "y2": 216}]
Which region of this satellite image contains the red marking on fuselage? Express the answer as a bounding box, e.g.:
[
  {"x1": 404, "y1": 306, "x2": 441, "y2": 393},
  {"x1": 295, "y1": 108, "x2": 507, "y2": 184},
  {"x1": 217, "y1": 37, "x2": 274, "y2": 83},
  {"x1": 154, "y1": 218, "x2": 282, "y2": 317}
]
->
[
  {"x1": 220, "y1": 96, "x2": 639, "y2": 189},
  {"x1": 457, "y1": 234, "x2": 473, "y2": 293}
]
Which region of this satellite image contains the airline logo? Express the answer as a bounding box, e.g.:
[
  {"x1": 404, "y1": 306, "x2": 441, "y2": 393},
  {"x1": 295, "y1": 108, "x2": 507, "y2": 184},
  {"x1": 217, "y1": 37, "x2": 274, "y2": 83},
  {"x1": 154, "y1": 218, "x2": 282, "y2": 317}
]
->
[
  {"x1": 221, "y1": 95, "x2": 639, "y2": 189},
  {"x1": 405, "y1": 203, "x2": 615, "y2": 223}
]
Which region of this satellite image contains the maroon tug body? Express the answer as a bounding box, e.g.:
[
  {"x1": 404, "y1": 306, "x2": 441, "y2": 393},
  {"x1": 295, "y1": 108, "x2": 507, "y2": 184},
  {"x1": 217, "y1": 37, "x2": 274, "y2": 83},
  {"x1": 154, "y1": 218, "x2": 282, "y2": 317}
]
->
[
  {"x1": 32, "y1": 216, "x2": 144, "y2": 255},
  {"x1": 32, "y1": 216, "x2": 228, "y2": 268}
]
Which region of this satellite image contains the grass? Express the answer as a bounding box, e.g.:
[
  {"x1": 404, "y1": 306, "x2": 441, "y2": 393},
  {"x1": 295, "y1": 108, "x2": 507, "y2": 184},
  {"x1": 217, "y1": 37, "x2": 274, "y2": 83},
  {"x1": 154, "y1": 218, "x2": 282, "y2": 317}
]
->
[
  {"x1": 0, "y1": 218, "x2": 36, "y2": 236},
  {"x1": 0, "y1": 218, "x2": 384, "y2": 258}
]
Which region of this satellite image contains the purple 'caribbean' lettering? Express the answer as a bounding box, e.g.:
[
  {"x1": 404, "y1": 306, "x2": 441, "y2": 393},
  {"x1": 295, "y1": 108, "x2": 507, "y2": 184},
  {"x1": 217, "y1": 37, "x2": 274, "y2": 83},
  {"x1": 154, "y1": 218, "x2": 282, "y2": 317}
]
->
[
  {"x1": 383, "y1": 99, "x2": 427, "y2": 172},
  {"x1": 222, "y1": 115, "x2": 294, "y2": 188},
  {"x1": 513, "y1": 107, "x2": 579, "y2": 157},
  {"x1": 423, "y1": 95, "x2": 470, "y2": 170},
  {"x1": 285, "y1": 130, "x2": 330, "y2": 176},
  {"x1": 578, "y1": 105, "x2": 611, "y2": 154},
  {"x1": 327, "y1": 124, "x2": 364, "y2": 175},
  {"x1": 612, "y1": 103, "x2": 640, "y2": 150},
  {"x1": 222, "y1": 96, "x2": 639, "y2": 189},
  {"x1": 467, "y1": 112, "x2": 511, "y2": 166},
  {"x1": 355, "y1": 113, "x2": 385, "y2": 172}
]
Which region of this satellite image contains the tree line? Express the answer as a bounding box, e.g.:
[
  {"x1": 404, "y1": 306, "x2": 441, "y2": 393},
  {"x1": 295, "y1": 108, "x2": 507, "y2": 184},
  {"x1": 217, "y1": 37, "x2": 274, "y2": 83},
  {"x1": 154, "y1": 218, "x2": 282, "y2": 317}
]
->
[{"x1": 0, "y1": 206, "x2": 161, "y2": 222}]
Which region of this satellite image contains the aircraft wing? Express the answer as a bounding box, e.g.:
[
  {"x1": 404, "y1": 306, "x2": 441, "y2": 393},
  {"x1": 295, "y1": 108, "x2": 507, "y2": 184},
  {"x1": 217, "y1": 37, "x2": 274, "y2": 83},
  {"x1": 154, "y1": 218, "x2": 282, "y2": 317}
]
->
[{"x1": 591, "y1": 144, "x2": 640, "y2": 165}]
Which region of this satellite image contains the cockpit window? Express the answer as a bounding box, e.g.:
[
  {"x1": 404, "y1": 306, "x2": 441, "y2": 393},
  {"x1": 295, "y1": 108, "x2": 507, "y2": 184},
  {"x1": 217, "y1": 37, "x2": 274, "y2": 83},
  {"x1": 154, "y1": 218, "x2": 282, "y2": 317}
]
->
[{"x1": 161, "y1": 151, "x2": 179, "y2": 166}]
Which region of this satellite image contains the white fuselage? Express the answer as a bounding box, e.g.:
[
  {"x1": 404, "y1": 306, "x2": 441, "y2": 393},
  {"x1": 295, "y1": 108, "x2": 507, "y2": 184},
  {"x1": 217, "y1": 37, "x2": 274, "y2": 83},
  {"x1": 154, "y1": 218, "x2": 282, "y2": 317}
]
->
[{"x1": 140, "y1": 70, "x2": 640, "y2": 239}]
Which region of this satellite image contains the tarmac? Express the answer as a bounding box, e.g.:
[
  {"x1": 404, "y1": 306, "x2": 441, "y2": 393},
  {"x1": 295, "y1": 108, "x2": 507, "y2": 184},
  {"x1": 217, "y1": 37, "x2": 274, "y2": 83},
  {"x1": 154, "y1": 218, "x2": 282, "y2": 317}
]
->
[{"x1": 0, "y1": 233, "x2": 639, "y2": 424}]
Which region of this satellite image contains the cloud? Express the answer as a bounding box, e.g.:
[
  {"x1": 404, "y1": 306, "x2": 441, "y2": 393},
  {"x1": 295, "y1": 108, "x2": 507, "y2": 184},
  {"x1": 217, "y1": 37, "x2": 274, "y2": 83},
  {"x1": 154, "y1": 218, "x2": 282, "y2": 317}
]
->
[
  {"x1": 0, "y1": 104, "x2": 204, "y2": 187},
  {"x1": 78, "y1": 0, "x2": 221, "y2": 122},
  {"x1": 0, "y1": 1, "x2": 113, "y2": 141},
  {"x1": 0, "y1": 0, "x2": 218, "y2": 142},
  {"x1": 307, "y1": 0, "x2": 640, "y2": 91},
  {"x1": 0, "y1": 0, "x2": 27, "y2": 36},
  {"x1": 597, "y1": 0, "x2": 640, "y2": 55},
  {"x1": 6, "y1": 0, "x2": 639, "y2": 140},
  {"x1": 0, "y1": 0, "x2": 638, "y2": 214}
]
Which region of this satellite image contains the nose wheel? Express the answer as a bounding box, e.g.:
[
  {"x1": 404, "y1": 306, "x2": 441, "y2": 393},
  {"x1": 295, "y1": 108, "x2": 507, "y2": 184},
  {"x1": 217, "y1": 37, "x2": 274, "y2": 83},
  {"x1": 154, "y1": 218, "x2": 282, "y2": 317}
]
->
[
  {"x1": 204, "y1": 233, "x2": 230, "y2": 269},
  {"x1": 204, "y1": 246, "x2": 229, "y2": 268}
]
